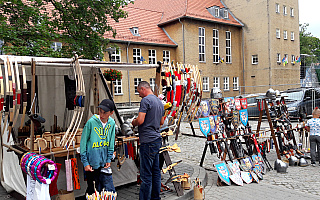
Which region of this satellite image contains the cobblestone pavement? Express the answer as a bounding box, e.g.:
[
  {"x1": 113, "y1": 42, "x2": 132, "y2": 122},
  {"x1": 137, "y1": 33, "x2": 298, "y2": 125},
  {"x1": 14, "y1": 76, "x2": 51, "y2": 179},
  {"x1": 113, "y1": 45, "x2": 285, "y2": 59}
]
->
[{"x1": 2, "y1": 119, "x2": 320, "y2": 199}]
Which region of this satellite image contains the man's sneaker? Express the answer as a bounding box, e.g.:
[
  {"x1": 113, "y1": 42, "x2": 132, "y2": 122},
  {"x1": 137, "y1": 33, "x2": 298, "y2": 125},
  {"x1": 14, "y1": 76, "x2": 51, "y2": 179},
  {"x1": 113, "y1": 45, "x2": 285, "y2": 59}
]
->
[{"x1": 311, "y1": 163, "x2": 316, "y2": 167}]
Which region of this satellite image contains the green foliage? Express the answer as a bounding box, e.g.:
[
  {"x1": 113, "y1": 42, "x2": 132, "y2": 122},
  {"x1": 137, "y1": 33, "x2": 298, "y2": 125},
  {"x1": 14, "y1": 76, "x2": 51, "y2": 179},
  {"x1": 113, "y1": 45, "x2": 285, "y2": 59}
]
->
[
  {"x1": 0, "y1": 0, "x2": 131, "y2": 59},
  {"x1": 300, "y1": 23, "x2": 320, "y2": 65}
]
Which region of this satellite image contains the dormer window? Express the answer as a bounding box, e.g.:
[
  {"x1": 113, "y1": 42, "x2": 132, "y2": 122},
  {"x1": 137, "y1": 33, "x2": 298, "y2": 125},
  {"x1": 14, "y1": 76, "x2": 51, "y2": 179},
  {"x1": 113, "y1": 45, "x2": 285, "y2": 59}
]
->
[
  {"x1": 215, "y1": 7, "x2": 219, "y2": 17},
  {"x1": 223, "y1": 10, "x2": 228, "y2": 18},
  {"x1": 130, "y1": 27, "x2": 140, "y2": 36}
]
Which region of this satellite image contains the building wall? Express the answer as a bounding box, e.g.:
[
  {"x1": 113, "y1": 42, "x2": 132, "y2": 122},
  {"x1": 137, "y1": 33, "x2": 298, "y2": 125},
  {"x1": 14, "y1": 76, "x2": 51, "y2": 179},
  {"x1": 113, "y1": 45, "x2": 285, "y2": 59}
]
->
[
  {"x1": 165, "y1": 18, "x2": 243, "y2": 98},
  {"x1": 103, "y1": 42, "x2": 176, "y2": 104},
  {"x1": 224, "y1": 0, "x2": 300, "y2": 94}
]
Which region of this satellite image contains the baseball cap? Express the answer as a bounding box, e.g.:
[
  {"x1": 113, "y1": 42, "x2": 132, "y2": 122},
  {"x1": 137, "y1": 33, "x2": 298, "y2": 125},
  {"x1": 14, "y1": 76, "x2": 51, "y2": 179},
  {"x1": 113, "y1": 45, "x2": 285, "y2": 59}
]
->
[{"x1": 97, "y1": 99, "x2": 115, "y2": 112}]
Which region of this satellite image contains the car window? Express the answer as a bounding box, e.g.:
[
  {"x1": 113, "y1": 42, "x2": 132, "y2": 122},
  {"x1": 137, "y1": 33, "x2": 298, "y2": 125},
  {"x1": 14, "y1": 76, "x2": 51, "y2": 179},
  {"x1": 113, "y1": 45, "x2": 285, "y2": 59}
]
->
[
  {"x1": 282, "y1": 91, "x2": 303, "y2": 102},
  {"x1": 247, "y1": 97, "x2": 256, "y2": 104}
]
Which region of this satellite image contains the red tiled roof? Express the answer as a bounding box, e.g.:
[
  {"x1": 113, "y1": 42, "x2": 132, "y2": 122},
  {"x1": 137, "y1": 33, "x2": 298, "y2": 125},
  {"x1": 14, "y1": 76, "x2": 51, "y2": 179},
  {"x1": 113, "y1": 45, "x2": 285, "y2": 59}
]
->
[
  {"x1": 130, "y1": 0, "x2": 242, "y2": 26},
  {"x1": 104, "y1": 7, "x2": 177, "y2": 46}
]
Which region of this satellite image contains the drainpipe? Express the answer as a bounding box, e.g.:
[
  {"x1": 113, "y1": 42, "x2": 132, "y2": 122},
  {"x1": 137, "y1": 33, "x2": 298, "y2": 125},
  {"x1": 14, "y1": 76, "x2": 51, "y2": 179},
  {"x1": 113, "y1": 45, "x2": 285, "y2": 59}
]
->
[
  {"x1": 179, "y1": 18, "x2": 185, "y2": 64},
  {"x1": 267, "y1": 0, "x2": 271, "y2": 87},
  {"x1": 242, "y1": 27, "x2": 245, "y2": 95},
  {"x1": 127, "y1": 41, "x2": 131, "y2": 106}
]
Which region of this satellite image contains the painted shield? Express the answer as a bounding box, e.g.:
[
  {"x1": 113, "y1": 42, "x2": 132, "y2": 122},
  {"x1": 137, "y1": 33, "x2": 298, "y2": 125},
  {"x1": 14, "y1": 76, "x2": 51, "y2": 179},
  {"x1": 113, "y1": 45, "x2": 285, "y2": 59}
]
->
[
  {"x1": 240, "y1": 98, "x2": 248, "y2": 109},
  {"x1": 209, "y1": 99, "x2": 219, "y2": 115},
  {"x1": 232, "y1": 110, "x2": 240, "y2": 130},
  {"x1": 253, "y1": 167, "x2": 263, "y2": 180},
  {"x1": 240, "y1": 171, "x2": 252, "y2": 184},
  {"x1": 243, "y1": 157, "x2": 253, "y2": 171},
  {"x1": 201, "y1": 101, "x2": 210, "y2": 117},
  {"x1": 227, "y1": 161, "x2": 243, "y2": 186},
  {"x1": 235, "y1": 98, "x2": 241, "y2": 110},
  {"x1": 209, "y1": 116, "x2": 216, "y2": 133},
  {"x1": 257, "y1": 153, "x2": 267, "y2": 174},
  {"x1": 251, "y1": 171, "x2": 260, "y2": 183},
  {"x1": 199, "y1": 117, "x2": 211, "y2": 137},
  {"x1": 239, "y1": 109, "x2": 248, "y2": 126},
  {"x1": 229, "y1": 174, "x2": 243, "y2": 186},
  {"x1": 214, "y1": 161, "x2": 231, "y2": 186},
  {"x1": 224, "y1": 97, "x2": 235, "y2": 113}
]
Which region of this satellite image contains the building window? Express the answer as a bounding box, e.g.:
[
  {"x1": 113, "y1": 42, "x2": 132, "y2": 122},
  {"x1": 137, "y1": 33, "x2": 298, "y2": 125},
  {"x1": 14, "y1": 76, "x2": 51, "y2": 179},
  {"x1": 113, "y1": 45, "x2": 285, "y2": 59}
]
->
[
  {"x1": 276, "y1": 3, "x2": 280, "y2": 13},
  {"x1": 284, "y1": 54, "x2": 288, "y2": 65},
  {"x1": 223, "y1": 10, "x2": 228, "y2": 18},
  {"x1": 215, "y1": 7, "x2": 219, "y2": 17},
  {"x1": 291, "y1": 32, "x2": 294, "y2": 41},
  {"x1": 223, "y1": 77, "x2": 229, "y2": 91},
  {"x1": 290, "y1": 8, "x2": 294, "y2": 17},
  {"x1": 252, "y1": 55, "x2": 258, "y2": 64},
  {"x1": 111, "y1": 49, "x2": 121, "y2": 62},
  {"x1": 203, "y1": 77, "x2": 209, "y2": 92},
  {"x1": 291, "y1": 55, "x2": 295, "y2": 64},
  {"x1": 213, "y1": 29, "x2": 219, "y2": 63},
  {"x1": 0, "y1": 40, "x2": 4, "y2": 55},
  {"x1": 51, "y1": 42, "x2": 62, "y2": 51},
  {"x1": 134, "y1": 78, "x2": 142, "y2": 94},
  {"x1": 283, "y1": 5, "x2": 287, "y2": 16},
  {"x1": 284, "y1": 30, "x2": 287, "y2": 40},
  {"x1": 148, "y1": 49, "x2": 156, "y2": 64},
  {"x1": 113, "y1": 79, "x2": 123, "y2": 95},
  {"x1": 199, "y1": 27, "x2": 205, "y2": 62},
  {"x1": 233, "y1": 77, "x2": 239, "y2": 91},
  {"x1": 150, "y1": 78, "x2": 155, "y2": 91},
  {"x1": 133, "y1": 48, "x2": 141, "y2": 64},
  {"x1": 163, "y1": 50, "x2": 170, "y2": 63},
  {"x1": 276, "y1": 28, "x2": 280, "y2": 39},
  {"x1": 130, "y1": 27, "x2": 140, "y2": 36},
  {"x1": 277, "y1": 53, "x2": 281, "y2": 63},
  {"x1": 213, "y1": 77, "x2": 220, "y2": 89},
  {"x1": 226, "y1": 31, "x2": 231, "y2": 63}
]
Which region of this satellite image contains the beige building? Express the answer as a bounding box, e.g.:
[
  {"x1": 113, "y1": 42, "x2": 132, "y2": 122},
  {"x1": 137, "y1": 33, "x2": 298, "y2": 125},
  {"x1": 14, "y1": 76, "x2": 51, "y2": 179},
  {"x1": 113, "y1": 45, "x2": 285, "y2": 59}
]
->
[
  {"x1": 104, "y1": 0, "x2": 244, "y2": 104},
  {"x1": 224, "y1": 0, "x2": 300, "y2": 94}
]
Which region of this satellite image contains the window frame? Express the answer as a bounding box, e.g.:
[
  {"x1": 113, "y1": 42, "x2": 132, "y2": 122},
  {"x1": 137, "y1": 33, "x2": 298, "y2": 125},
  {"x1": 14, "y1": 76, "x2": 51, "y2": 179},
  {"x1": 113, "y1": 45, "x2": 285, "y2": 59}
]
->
[
  {"x1": 283, "y1": 5, "x2": 287, "y2": 16},
  {"x1": 223, "y1": 77, "x2": 229, "y2": 91},
  {"x1": 202, "y1": 77, "x2": 209, "y2": 92},
  {"x1": 290, "y1": 8, "x2": 294, "y2": 17},
  {"x1": 199, "y1": 27, "x2": 206, "y2": 62},
  {"x1": 223, "y1": 10, "x2": 228, "y2": 18},
  {"x1": 283, "y1": 30, "x2": 288, "y2": 40},
  {"x1": 215, "y1": 7, "x2": 220, "y2": 17},
  {"x1": 276, "y1": 3, "x2": 280, "y2": 13},
  {"x1": 233, "y1": 77, "x2": 239, "y2": 91},
  {"x1": 291, "y1": 55, "x2": 295, "y2": 64},
  {"x1": 134, "y1": 78, "x2": 142, "y2": 94},
  {"x1": 113, "y1": 79, "x2": 123, "y2": 95},
  {"x1": 213, "y1": 77, "x2": 220, "y2": 89},
  {"x1": 276, "y1": 28, "x2": 280, "y2": 39},
  {"x1": 277, "y1": 53, "x2": 281, "y2": 63},
  {"x1": 150, "y1": 78, "x2": 155, "y2": 92},
  {"x1": 213, "y1": 29, "x2": 219, "y2": 63},
  {"x1": 163, "y1": 50, "x2": 170, "y2": 63},
  {"x1": 133, "y1": 48, "x2": 142, "y2": 64},
  {"x1": 291, "y1": 32, "x2": 295, "y2": 41},
  {"x1": 226, "y1": 31, "x2": 232, "y2": 63},
  {"x1": 252, "y1": 55, "x2": 258, "y2": 65},
  {"x1": 111, "y1": 49, "x2": 121, "y2": 62},
  {"x1": 51, "y1": 42, "x2": 62, "y2": 52},
  {"x1": 148, "y1": 49, "x2": 156, "y2": 64}
]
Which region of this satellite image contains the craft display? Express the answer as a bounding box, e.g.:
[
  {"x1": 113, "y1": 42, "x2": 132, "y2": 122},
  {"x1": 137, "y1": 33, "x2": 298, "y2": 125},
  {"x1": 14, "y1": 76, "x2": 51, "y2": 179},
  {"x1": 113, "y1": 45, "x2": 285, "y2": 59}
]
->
[
  {"x1": 86, "y1": 190, "x2": 117, "y2": 200},
  {"x1": 20, "y1": 152, "x2": 58, "y2": 184}
]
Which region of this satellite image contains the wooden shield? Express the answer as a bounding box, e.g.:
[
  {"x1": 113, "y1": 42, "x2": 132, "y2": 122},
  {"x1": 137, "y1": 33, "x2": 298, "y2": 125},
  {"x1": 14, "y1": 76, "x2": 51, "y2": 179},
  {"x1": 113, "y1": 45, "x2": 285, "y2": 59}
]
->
[
  {"x1": 240, "y1": 171, "x2": 252, "y2": 184},
  {"x1": 201, "y1": 100, "x2": 210, "y2": 117},
  {"x1": 240, "y1": 98, "x2": 248, "y2": 109},
  {"x1": 199, "y1": 117, "x2": 211, "y2": 137},
  {"x1": 235, "y1": 98, "x2": 241, "y2": 110},
  {"x1": 214, "y1": 161, "x2": 231, "y2": 186},
  {"x1": 209, "y1": 99, "x2": 219, "y2": 115},
  {"x1": 232, "y1": 110, "x2": 239, "y2": 129},
  {"x1": 239, "y1": 109, "x2": 248, "y2": 126}
]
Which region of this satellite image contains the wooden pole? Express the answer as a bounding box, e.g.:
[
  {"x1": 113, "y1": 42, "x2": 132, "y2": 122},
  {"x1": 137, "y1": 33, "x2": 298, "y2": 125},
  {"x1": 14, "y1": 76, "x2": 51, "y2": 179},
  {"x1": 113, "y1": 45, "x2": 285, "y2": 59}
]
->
[{"x1": 30, "y1": 59, "x2": 36, "y2": 152}]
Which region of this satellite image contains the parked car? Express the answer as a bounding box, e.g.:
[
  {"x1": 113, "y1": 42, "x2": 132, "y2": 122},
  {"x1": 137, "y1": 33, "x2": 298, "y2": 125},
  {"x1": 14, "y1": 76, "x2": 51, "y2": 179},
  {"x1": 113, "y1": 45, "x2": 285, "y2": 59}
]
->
[
  {"x1": 236, "y1": 93, "x2": 266, "y2": 117},
  {"x1": 281, "y1": 87, "x2": 320, "y2": 118}
]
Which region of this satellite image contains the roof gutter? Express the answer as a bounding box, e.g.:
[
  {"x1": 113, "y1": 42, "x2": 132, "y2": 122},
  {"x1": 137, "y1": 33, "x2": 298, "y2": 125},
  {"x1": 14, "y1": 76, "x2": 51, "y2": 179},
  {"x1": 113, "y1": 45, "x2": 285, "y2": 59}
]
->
[{"x1": 108, "y1": 39, "x2": 178, "y2": 48}]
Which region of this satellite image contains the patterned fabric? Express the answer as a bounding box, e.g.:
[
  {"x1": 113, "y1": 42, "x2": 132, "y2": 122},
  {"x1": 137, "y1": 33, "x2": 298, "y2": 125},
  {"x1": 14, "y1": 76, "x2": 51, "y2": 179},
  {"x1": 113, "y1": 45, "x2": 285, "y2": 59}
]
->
[{"x1": 307, "y1": 118, "x2": 320, "y2": 136}]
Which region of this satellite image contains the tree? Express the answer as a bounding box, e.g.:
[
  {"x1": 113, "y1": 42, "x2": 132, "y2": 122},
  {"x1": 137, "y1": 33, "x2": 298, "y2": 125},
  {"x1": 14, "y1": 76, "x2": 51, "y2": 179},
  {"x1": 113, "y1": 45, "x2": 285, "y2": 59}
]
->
[
  {"x1": 0, "y1": 0, "x2": 130, "y2": 59},
  {"x1": 300, "y1": 23, "x2": 320, "y2": 65}
]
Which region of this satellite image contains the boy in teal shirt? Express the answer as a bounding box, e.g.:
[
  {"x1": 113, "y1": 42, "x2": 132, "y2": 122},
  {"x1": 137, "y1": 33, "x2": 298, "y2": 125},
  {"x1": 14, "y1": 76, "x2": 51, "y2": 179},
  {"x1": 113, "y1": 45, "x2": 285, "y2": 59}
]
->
[{"x1": 80, "y1": 99, "x2": 116, "y2": 194}]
